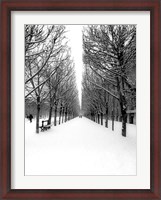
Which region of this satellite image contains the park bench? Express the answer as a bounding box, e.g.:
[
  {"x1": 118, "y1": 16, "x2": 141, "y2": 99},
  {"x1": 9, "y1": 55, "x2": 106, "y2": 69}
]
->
[{"x1": 39, "y1": 120, "x2": 52, "y2": 132}]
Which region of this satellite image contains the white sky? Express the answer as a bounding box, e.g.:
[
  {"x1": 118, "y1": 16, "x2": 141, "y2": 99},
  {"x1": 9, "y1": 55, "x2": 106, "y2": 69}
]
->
[{"x1": 65, "y1": 25, "x2": 83, "y2": 108}]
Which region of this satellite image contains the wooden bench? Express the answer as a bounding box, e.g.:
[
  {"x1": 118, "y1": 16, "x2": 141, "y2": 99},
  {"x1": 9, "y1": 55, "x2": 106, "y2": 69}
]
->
[{"x1": 39, "y1": 120, "x2": 51, "y2": 132}]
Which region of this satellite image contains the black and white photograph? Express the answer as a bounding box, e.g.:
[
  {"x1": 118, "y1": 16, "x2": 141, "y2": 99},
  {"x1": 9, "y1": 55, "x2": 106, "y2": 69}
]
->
[{"x1": 25, "y1": 24, "x2": 136, "y2": 176}]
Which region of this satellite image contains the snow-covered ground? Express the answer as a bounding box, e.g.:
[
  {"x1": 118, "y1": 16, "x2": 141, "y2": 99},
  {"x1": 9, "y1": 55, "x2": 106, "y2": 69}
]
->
[{"x1": 25, "y1": 117, "x2": 136, "y2": 175}]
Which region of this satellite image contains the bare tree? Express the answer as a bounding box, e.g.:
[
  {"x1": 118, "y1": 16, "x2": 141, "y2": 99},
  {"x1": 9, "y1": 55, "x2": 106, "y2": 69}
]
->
[
  {"x1": 82, "y1": 25, "x2": 136, "y2": 136},
  {"x1": 25, "y1": 25, "x2": 67, "y2": 133}
]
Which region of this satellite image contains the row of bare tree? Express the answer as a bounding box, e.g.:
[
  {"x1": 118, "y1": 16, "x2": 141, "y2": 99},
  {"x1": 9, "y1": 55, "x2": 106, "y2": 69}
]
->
[
  {"x1": 25, "y1": 25, "x2": 80, "y2": 133},
  {"x1": 82, "y1": 25, "x2": 136, "y2": 137}
]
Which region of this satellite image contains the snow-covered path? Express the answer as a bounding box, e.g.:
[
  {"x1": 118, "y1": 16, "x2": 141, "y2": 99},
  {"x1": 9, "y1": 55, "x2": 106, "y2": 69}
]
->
[{"x1": 25, "y1": 117, "x2": 136, "y2": 175}]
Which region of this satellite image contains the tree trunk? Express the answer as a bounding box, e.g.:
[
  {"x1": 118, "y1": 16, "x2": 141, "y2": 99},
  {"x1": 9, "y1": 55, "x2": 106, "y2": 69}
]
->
[
  {"x1": 62, "y1": 107, "x2": 64, "y2": 123},
  {"x1": 48, "y1": 106, "x2": 53, "y2": 125},
  {"x1": 71, "y1": 112, "x2": 73, "y2": 119},
  {"x1": 112, "y1": 110, "x2": 114, "y2": 131},
  {"x1": 105, "y1": 107, "x2": 108, "y2": 128},
  {"x1": 101, "y1": 112, "x2": 103, "y2": 125},
  {"x1": 47, "y1": 76, "x2": 52, "y2": 126},
  {"x1": 91, "y1": 113, "x2": 94, "y2": 121},
  {"x1": 121, "y1": 108, "x2": 127, "y2": 137},
  {"x1": 36, "y1": 96, "x2": 40, "y2": 133},
  {"x1": 59, "y1": 109, "x2": 62, "y2": 125},
  {"x1": 54, "y1": 104, "x2": 57, "y2": 126},
  {"x1": 120, "y1": 79, "x2": 127, "y2": 136},
  {"x1": 65, "y1": 107, "x2": 67, "y2": 122},
  {"x1": 116, "y1": 77, "x2": 127, "y2": 137},
  {"x1": 97, "y1": 113, "x2": 100, "y2": 124},
  {"x1": 68, "y1": 112, "x2": 70, "y2": 121}
]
